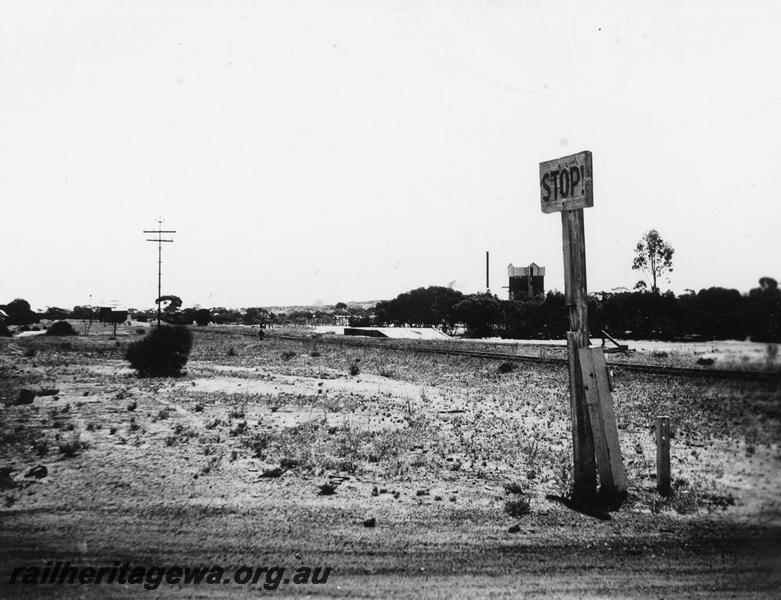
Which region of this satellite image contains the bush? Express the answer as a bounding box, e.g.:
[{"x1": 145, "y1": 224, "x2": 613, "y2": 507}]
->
[
  {"x1": 0, "y1": 323, "x2": 11, "y2": 337},
  {"x1": 503, "y1": 481, "x2": 526, "y2": 495},
  {"x1": 125, "y1": 325, "x2": 193, "y2": 377},
  {"x1": 46, "y1": 321, "x2": 77, "y2": 336},
  {"x1": 59, "y1": 433, "x2": 86, "y2": 457},
  {"x1": 504, "y1": 497, "x2": 531, "y2": 517}
]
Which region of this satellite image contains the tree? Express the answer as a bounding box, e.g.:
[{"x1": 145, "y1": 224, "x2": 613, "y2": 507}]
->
[
  {"x1": 156, "y1": 295, "x2": 183, "y2": 323},
  {"x1": 42, "y1": 307, "x2": 69, "y2": 321},
  {"x1": 452, "y1": 293, "x2": 502, "y2": 337},
  {"x1": 194, "y1": 308, "x2": 211, "y2": 326},
  {"x1": 243, "y1": 307, "x2": 270, "y2": 325},
  {"x1": 347, "y1": 307, "x2": 373, "y2": 327},
  {"x1": 71, "y1": 305, "x2": 92, "y2": 320},
  {"x1": 632, "y1": 230, "x2": 674, "y2": 294},
  {"x1": 156, "y1": 295, "x2": 183, "y2": 313},
  {"x1": 756, "y1": 277, "x2": 779, "y2": 295},
  {"x1": 1, "y1": 298, "x2": 39, "y2": 325},
  {"x1": 211, "y1": 307, "x2": 242, "y2": 324},
  {"x1": 414, "y1": 286, "x2": 464, "y2": 330},
  {"x1": 377, "y1": 286, "x2": 465, "y2": 330},
  {"x1": 747, "y1": 276, "x2": 781, "y2": 342}
]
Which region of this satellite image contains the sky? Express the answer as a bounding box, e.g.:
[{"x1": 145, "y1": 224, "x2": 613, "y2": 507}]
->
[{"x1": 1, "y1": 0, "x2": 779, "y2": 310}]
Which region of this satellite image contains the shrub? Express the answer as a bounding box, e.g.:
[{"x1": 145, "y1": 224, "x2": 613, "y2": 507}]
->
[
  {"x1": 245, "y1": 432, "x2": 271, "y2": 459},
  {"x1": 46, "y1": 321, "x2": 77, "y2": 336},
  {"x1": 34, "y1": 438, "x2": 49, "y2": 457},
  {"x1": 125, "y1": 325, "x2": 193, "y2": 377},
  {"x1": 504, "y1": 497, "x2": 531, "y2": 517},
  {"x1": 59, "y1": 433, "x2": 86, "y2": 457},
  {"x1": 377, "y1": 364, "x2": 395, "y2": 377},
  {"x1": 503, "y1": 481, "x2": 526, "y2": 495},
  {"x1": 318, "y1": 482, "x2": 337, "y2": 496},
  {"x1": 0, "y1": 323, "x2": 11, "y2": 337}
]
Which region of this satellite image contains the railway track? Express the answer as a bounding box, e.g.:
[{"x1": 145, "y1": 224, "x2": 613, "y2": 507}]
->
[{"x1": 269, "y1": 332, "x2": 781, "y2": 383}]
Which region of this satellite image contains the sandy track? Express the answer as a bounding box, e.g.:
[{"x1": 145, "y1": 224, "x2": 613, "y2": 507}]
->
[{"x1": 2, "y1": 500, "x2": 780, "y2": 598}]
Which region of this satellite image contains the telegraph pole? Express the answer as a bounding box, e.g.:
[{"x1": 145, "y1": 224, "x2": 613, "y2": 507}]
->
[
  {"x1": 87, "y1": 293, "x2": 93, "y2": 335},
  {"x1": 486, "y1": 251, "x2": 490, "y2": 293},
  {"x1": 144, "y1": 220, "x2": 176, "y2": 327}
]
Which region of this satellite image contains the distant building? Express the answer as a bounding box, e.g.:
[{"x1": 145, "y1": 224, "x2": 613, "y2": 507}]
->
[
  {"x1": 508, "y1": 262, "x2": 545, "y2": 300},
  {"x1": 333, "y1": 314, "x2": 350, "y2": 326}
]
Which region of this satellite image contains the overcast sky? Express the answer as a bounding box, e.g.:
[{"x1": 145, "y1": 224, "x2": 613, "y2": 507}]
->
[{"x1": 1, "y1": 1, "x2": 779, "y2": 310}]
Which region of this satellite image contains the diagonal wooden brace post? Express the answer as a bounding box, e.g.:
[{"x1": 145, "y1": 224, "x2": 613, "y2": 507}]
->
[{"x1": 578, "y1": 347, "x2": 628, "y2": 498}]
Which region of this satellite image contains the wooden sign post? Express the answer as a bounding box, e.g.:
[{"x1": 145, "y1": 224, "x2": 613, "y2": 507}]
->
[{"x1": 539, "y1": 150, "x2": 626, "y2": 503}]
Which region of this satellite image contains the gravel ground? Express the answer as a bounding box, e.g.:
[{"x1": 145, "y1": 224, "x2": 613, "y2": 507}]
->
[{"x1": 1, "y1": 330, "x2": 779, "y2": 598}]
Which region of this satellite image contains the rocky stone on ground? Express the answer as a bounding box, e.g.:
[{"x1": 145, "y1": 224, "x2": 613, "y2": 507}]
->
[
  {"x1": 25, "y1": 465, "x2": 47, "y2": 479},
  {"x1": 15, "y1": 389, "x2": 35, "y2": 405}
]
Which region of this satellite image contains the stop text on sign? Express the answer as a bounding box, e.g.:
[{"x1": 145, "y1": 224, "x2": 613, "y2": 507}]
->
[{"x1": 539, "y1": 150, "x2": 593, "y2": 213}]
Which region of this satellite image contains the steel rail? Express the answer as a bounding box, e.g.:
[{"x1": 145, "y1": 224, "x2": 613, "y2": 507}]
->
[{"x1": 267, "y1": 333, "x2": 781, "y2": 383}]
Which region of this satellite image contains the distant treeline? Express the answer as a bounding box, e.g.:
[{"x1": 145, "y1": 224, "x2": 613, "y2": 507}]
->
[
  {"x1": 372, "y1": 278, "x2": 781, "y2": 342},
  {"x1": 2, "y1": 277, "x2": 778, "y2": 342},
  {"x1": 0, "y1": 300, "x2": 372, "y2": 329}
]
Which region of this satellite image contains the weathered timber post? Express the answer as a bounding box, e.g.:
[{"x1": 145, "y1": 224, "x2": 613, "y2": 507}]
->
[
  {"x1": 540, "y1": 151, "x2": 597, "y2": 502},
  {"x1": 562, "y1": 210, "x2": 597, "y2": 500},
  {"x1": 656, "y1": 416, "x2": 671, "y2": 496}
]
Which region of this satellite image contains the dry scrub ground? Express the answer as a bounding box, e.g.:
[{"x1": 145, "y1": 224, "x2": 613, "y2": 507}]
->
[{"x1": 1, "y1": 328, "x2": 780, "y2": 598}]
